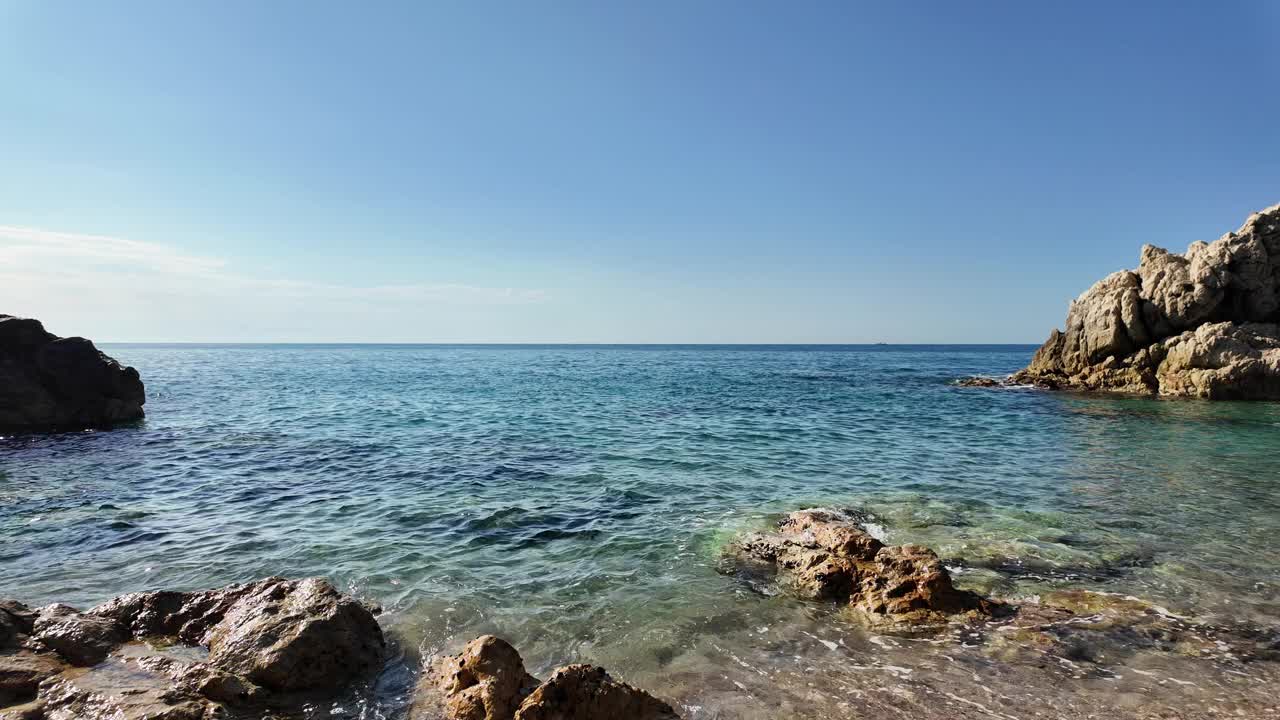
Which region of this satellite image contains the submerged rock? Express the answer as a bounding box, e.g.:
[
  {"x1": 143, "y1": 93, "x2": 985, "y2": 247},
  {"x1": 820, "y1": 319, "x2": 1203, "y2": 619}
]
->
[
  {"x1": 411, "y1": 635, "x2": 680, "y2": 720},
  {"x1": 33, "y1": 657, "x2": 220, "y2": 720},
  {"x1": 953, "y1": 376, "x2": 1015, "y2": 388},
  {"x1": 982, "y1": 589, "x2": 1280, "y2": 672},
  {"x1": 0, "y1": 577, "x2": 384, "y2": 720},
  {"x1": 0, "y1": 315, "x2": 145, "y2": 431},
  {"x1": 731, "y1": 509, "x2": 1002, "y2": 632},
  {"x1": 1011, "y1": 203, "x2": 1280, "y2": 398}
]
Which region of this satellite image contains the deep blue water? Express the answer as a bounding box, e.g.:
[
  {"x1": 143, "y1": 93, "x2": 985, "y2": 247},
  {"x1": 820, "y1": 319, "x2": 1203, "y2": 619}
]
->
[{"x1": 2, "y1": 344, "x2": 1278, "y2": 718}]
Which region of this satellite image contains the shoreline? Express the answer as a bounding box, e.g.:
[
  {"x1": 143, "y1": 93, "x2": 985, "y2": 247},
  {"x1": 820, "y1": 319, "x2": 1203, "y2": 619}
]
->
[{"x1": 4, "y1": 508, "x2": 1278, "y2": 719}]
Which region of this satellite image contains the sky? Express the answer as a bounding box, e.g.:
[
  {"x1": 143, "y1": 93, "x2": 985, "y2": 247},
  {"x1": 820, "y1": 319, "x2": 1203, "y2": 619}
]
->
[{"x1": 1, "y1": 1, "x2": 1277, "y2": 343}]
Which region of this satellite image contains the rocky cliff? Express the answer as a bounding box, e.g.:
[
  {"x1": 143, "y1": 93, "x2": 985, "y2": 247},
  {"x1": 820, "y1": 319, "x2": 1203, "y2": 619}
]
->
[
  {"x1": 1013, "y1": 203, "x2": 1280, "y2": 399},
  {"x1": 0, "y1": 315, "x2": 145, "y2": 430}
]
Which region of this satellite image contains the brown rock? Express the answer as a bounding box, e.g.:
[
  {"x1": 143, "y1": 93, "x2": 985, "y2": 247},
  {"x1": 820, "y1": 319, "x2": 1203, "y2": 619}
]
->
[
  {"x1": 733, "y1": 508, "x2": 1000, "y2": 632},
  {"x1": 31, "y1": 605, "x2": 126, "y2": 667},
  {"x1": 0, "y1": 315, "x2": 145, "y2": 431},
  {"x1": 0, "y1": 651, "x2": 67, "y2": 706},
  {"x1": 412, "y1": 637, "x2": 679, "y2": 720},
  {"x1": 515, "y1": 664, "x2": 680, "y2": 720},
  {"x1": 33, "y1": 657, "x2": 219, "y2": 720},
  {"x1": 0, "y1": 602, "x2": 36, "y2": 650},
  {"x1": 412, "y1": 635, "x2": 539, "y2": 720},
  {"x1": 1014, "y1": 203, "x2": 1280, "y2": 398}
]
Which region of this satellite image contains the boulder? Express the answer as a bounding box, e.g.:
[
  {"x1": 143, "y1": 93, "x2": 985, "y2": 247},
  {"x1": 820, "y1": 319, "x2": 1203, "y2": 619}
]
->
[
  {"x1": 0, "y1": 578, "x2": 385, "y2": 719},
  {"x1": 91, "y1": 577, "x2": 386, "y2": 693},
  {"x1": 732, "y1": 509, "x2": 1001, "y2": 632},
  {"x1": 411, "y1": 636, "x2": 679, "y2": 720},
  {"x1": 0, "y1": 315, "x2": 145, "y2": 431},
  {"x1": 30, "y1": 605, "x2": 125, "y2": 667},
  {"x1": 414, "y1": 635, "x2": 539, "y2": 720},
  {"x1": 515, "y1": 665, "x2": 680, "y2": 720},
  {"x1": 1012, "y1": 203, "x2": 1280, "y2": 398}
]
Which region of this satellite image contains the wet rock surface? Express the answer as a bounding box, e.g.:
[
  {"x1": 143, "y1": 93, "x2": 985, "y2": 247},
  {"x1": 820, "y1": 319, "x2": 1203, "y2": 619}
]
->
[
  {"x1": 0, "y1": 315, "x2": 145, "y2": 431},
  {"x1": 730, "y1": 509, "x2": 1003, "y2": 632},
  {"x1": 1010, "y1": 203, "x2": 1280, "y2": 398},
  {"x1": 31, "y1": 605, "x2": 125, "y2": 667},
  {"x1": 0, "y1": 578, "x2": 384, "y2": 720},
  {"x1": 411, "y1": 635, "x2": 680, "y2": 720}
]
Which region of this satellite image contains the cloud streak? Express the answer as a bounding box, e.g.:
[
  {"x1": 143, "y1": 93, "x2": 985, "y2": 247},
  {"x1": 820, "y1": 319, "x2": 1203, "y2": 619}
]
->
[{"x1": 0, "y1": 225, "x2": 547, "y2": 306}]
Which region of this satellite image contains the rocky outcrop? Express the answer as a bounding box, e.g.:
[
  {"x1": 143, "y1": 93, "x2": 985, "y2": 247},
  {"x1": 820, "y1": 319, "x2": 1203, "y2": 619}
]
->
[
  {"x1": 90, "y1": 577, "x2": 386, "y2": 693},
  {"x1": 0, "y1": 577, "x2": 384, "y2": 720},
  {"x1": 410, "y1": 635, "x2": 680, "y2": 720},
  {"x1": 0, "y1": 315, "x2": 145, "y2": 430},
  {"x1": 1011, "y1": 203, "x2": 1280, "y2": 398},
  {"x1": 729, "y1": 509, "x2": 1002, "y2": 632}
]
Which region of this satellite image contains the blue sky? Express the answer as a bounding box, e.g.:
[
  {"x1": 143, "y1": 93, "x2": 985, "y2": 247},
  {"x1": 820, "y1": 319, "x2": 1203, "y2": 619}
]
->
[{"x1": 1, "y1": 1, "x2": 1277, "y2": 343}]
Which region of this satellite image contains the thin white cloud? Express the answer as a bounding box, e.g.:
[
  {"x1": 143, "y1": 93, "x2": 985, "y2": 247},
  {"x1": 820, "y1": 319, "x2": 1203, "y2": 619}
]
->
[{"x1": 0, "y1": 225, "x2": 546, "y2": 305}]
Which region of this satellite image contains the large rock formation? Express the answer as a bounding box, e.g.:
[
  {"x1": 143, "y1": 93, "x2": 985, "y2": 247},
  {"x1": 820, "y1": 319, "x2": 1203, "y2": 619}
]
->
[
  {"x1": 410, "y1": 635, "x2": 680, "y2": 720},
  {"x1": 0, "y1": 315, "x2": 145, "y2": 430},
  {"x1": 729, "y1": 509, "x2": 1002, "y2": 632},
  {"x1": 0, "y1": 577, "x2": 384, "y2": 720},
  {"x1": 1012, "y1": 203, "x2": 1280, "y2": 398}
]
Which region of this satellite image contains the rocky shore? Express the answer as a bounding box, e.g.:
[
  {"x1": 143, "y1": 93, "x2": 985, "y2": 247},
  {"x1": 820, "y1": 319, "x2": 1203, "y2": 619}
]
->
[
  {"x1": 0, "y1": 578, "x2": 680, "y2": 720},
  {"x1": 3, "y1": 509, "x2": 1279, "y2": 719},
  {"x1": 965, "y1": 203, "x2": 1280, "y2": 398},
  {"x1": 0, "y1": 315, "x2": 145, "y2": 431},
  {"x1": 0, "y1": 577, "x2": 385, "y2": 719}
]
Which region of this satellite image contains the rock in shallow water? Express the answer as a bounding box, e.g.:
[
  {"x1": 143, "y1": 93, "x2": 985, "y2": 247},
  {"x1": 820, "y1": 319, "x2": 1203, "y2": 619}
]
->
[
  {"x1": 0, "y1": 315, "x2": 145, "y2": 431},
  {"x1": 731, "y1": 508, "x2": 1003, "y2": 632},
  {"x1": 1011, "y1": 203, "x2": 1280, "y2": 398},
  {"x1": 0, "y1": 577, "x2": 384, "y2": 720},
  {"x1": 411, "y1": 635, "x2": 680, "y2": 720}
]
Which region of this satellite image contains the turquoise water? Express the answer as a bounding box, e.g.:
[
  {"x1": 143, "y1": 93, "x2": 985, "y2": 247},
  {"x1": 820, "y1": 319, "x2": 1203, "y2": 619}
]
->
[{"x1": 2, "y1": 344, "x2": 1279, "y2": 718}]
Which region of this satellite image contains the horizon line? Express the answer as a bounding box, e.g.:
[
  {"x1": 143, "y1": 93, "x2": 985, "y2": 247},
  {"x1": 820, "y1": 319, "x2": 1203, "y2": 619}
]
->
[{"x1": 97, "y1": 341, "x2": 1043, "y2": 347}]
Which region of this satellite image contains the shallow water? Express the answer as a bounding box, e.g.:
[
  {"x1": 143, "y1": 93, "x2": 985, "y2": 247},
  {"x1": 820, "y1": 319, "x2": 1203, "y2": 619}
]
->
[{"x1": 2, "y1": 344, "x2": 1278, "y2": 718}]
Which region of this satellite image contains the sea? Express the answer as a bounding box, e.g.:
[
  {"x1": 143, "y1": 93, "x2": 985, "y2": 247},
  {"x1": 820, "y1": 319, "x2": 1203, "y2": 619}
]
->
[{"x1": 2, "y1": 344, "x2": 1278, "y2": 718}]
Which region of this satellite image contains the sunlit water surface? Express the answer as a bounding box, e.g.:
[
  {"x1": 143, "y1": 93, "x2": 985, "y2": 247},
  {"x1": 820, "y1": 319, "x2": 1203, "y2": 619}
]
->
[{"x1": 2, "y1": 345, "x2": 1278, "y2": 718}]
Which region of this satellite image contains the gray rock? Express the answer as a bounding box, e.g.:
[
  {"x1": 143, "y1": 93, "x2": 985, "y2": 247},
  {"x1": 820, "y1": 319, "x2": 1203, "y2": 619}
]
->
[
  {"x1": 200, "y1": 577, "x2": 386, "y2": 692},
  {"x1": 1014, "y1": 203, "x2": 1280, "y2": 398},
  {"x1": 0, "y1": 316, "x2": 145, "y2": 431},
  {"x1": 92, "y1": 577, "x2": 385, "y2": 693},
  {"x1": 1, "y1": 578, "x2": 384, "y2": 719}
]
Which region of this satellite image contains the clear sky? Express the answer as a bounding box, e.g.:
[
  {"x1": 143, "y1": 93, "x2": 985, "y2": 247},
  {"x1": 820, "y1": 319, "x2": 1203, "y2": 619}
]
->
[{"x1": 1, "y1": 1, "x2": 1277, "y2": 343}]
